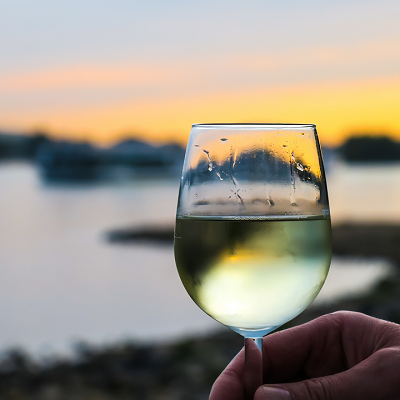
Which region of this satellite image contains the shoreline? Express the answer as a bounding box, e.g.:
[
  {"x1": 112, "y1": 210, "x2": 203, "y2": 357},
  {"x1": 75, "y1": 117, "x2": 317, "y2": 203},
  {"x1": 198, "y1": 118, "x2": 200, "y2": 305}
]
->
[
  {"x1": 106, "y1": 223, "x2": 400, "y2": 263},
  {"x1": 1, "y1": 224, "x2": 399, "y2": 399}
]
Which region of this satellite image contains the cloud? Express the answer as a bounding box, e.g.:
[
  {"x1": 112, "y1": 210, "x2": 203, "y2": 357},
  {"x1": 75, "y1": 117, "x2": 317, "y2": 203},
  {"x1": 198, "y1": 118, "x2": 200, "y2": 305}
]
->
[
  {"x1": 0, "y1": 64, "x2": 185, "y2": 92},
  {"x1": 1, "y1": 35, "x2": 400, "y2": 146},
  {"x1": 2, "y1": 36, "x2": 400, "y2": 98}
]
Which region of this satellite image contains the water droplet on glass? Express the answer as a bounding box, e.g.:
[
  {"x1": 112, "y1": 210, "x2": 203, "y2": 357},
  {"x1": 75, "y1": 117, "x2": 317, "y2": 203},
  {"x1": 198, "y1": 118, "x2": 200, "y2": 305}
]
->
[
  {"x1": 196, "y1": 146, "x2": 213, "y2": 171},
  {"x1": 220, "y1": 138, "x2": 228, "y2": 142},
  {"x1": 296, "y1": 162, "x2": 304, "y2": 171},
  {"x1": 194, "y1": 144, "x2": 199, "y2": 147}
]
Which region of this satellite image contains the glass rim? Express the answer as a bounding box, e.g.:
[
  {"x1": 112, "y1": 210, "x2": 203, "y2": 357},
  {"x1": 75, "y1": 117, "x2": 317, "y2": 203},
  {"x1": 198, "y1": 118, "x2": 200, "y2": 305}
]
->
[{"x1": 191, "y1": 123, "x2": 316, "y2": 129}]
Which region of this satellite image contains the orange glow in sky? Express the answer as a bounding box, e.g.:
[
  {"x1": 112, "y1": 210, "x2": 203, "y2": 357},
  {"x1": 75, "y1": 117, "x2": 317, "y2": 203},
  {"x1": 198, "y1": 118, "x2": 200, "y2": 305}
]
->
[
  {"x1": 2, "y1": 71, "x2": 400, "y2": 147},
  {"x1": 1, "y1": 0, "x2": 400, "y2": 147}
]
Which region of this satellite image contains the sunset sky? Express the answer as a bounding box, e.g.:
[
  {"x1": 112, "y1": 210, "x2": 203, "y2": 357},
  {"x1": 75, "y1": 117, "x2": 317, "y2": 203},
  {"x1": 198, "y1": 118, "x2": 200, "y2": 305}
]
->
[{"x1": 1, "y1": 0, "x2": 400, "y2": 146}]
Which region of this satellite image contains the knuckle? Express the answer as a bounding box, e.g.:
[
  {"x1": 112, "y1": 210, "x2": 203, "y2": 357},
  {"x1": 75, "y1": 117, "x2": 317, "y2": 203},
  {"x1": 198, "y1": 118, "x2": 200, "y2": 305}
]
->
[{"x1": 373, "y1": 347, "x2": 400, "y2": 370}]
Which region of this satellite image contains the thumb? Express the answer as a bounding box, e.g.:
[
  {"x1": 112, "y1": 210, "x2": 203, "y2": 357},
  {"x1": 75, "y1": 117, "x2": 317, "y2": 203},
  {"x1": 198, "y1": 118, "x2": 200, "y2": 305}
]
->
[
  {"x1": 254, "y1": 347, "x2": 400, "y2": 400},
  {"x1": 254, "y1": 374, "x2": 344, "y2": 400}
]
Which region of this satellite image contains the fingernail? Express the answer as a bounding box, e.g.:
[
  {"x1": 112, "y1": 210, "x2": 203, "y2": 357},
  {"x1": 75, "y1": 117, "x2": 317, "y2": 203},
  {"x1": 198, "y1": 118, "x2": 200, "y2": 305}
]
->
[{"x1": 262, "y1": 386, "x2": 294, "y2": 400}]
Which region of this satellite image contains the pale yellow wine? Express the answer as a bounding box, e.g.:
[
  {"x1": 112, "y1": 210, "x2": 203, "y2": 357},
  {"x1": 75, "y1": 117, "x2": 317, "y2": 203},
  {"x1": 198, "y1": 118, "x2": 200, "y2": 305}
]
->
[{"x1": 174, "y1": 216, "x2": 331, "y2": 335}]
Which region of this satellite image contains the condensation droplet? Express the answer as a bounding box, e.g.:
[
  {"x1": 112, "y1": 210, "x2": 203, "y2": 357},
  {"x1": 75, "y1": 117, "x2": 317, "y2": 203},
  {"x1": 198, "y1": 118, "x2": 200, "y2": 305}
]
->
[
  {"x1": 296, "y1": 162, "x2": 304, "y2": 171},
  {"x1": 220, "y1": 138, "x2": 228, "y2": 142},
  {"x1": 233, "y1": 148, "x2": 239, "y2": 168},
  {"x1": 196, "y1": 145, "x2": 213, "y2": 171}
]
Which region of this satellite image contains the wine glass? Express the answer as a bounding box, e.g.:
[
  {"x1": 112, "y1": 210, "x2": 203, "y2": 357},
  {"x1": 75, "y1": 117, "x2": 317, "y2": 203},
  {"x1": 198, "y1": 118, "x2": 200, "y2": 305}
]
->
[{"x1": 174, "y1": 123, "x2": 331, "y2": 399}]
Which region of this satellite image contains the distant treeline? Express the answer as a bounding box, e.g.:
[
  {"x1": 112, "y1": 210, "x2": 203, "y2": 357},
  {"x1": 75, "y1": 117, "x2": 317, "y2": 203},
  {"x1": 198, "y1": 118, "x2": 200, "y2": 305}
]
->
[
  {"x1": 340, "y1": 136, "x2": 400, "y2": 162},
  {"x1": 1, "y1": 130, "x2": 400, "y2": 164},
  {"x1": 0, "y1": 131, "x2": 186, "y2": 182},
  {"x1": 0, "y1": 131, "x2": 49, "y2": 160},
  {"x1": 0, "y1": 131, "x2": 185, "y2": 161}
]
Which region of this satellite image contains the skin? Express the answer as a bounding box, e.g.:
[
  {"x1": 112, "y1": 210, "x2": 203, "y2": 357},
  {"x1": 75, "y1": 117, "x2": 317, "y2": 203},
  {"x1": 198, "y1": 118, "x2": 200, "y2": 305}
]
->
[{"x1": 209, "y1": 311, "x2": 400, "y2": 400}]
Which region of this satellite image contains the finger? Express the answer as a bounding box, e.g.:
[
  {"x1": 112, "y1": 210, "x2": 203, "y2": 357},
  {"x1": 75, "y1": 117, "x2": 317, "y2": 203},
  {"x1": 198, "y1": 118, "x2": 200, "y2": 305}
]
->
[
  {"x1": 262, "y1": 311, "x2": 386, "y2": 383},
  {"x1": 257, "y1": 346, "x2": 400, "y2": 400},
  {"x1": 209, "y1": 349, "x2": 244, "y2": 400}
]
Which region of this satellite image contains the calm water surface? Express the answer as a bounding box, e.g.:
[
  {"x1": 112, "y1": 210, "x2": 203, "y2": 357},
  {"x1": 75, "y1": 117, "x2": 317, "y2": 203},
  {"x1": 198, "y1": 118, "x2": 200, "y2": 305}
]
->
[{"x1": 0, "y1": 162, "x2": 397, "y2": 354}]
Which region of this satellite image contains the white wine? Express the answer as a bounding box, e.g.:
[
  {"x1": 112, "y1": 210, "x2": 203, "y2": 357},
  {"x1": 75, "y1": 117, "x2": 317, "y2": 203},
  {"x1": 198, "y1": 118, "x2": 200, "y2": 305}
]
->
[{"x1": 174, "y1": 216, "x2": 331, "y2": 336}]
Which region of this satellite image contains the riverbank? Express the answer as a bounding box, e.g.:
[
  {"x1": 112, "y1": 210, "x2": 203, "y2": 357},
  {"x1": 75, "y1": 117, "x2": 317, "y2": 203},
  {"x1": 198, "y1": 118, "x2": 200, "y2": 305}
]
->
[
  {"x1": 0, "y1": 223, "x2": 398, "y2": 399},
  {"x1": 106, "y1": 221, "x2": 400, "y2": 324},
  {"x1": 106, "y1": 222, "x2": 400, "y2": 266}
]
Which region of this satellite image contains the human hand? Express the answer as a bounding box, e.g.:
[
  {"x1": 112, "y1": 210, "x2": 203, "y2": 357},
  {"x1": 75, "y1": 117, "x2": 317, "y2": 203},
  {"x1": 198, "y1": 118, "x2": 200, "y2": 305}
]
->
[{"x1": 209, "y1": 311, "x2": 400, "y2": 400}]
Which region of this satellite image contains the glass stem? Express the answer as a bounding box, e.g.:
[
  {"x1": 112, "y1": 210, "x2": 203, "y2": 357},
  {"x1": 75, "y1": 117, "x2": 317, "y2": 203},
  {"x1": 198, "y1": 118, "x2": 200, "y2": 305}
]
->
[{"x1": 244, "y1": 337, "x2": 263, "y2": 400}]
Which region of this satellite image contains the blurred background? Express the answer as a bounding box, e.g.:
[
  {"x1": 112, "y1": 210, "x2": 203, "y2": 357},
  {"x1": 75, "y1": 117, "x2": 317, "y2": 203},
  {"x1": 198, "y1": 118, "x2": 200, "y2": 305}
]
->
[{"x1": 1, "y1": 0, "x2": 400, "y2": 399}]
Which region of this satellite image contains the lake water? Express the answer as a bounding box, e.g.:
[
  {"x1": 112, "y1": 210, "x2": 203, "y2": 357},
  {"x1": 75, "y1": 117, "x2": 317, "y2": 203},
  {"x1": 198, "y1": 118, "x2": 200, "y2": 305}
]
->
[{"x1": 0, "y1": 162, "x2": 398, "y2": 355}]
